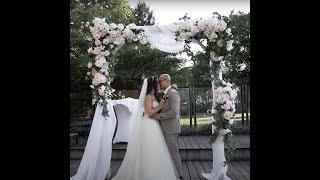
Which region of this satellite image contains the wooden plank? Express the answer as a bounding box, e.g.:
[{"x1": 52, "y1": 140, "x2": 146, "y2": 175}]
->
[
  {"x1": 187, "y1": 161, "x2": 200, "y2": 180},
  {"x1": 182, "y1": 136, "x2": 193, "y2": 149},
  {"x1": 226, "y1": 163, "x2": 238, "y2": 180},
  {"x1": 182, "y1": 161, "x2": 191, "y2": 180},
  {"x1": 194, "y1": 161, "x2": 206, "y2": 180},
  {"x1": 178, "y1": 136, "x2": 186, "y2": 149},
  {"x1": 201, "y1": 136, "x2": 211, "y2": 149},
  {"x1": 188, "y1": 136, "x2": 200, "y2": 149},
  {"x1": 228, "y1": 161, "x2": 247, "y2": 180},
  {"x1": 239, "y1": 161, "x2": 250, "y2": 173},
  {"x1": 231, "y1": 161, "x2": 250, "y2": 180},
  {"x1": 194, "y1": 136, "x2": 209, "y2": 150},
  {"x1": 201, "y1": 161, "x2": 212, "y2": 174},
  {"x1": 198, "y1": 136, "x2": 211, "y2": 149}
]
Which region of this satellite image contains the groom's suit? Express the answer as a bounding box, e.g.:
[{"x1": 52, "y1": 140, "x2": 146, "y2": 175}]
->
[{"x1": 155, "y1": 87, "x2": 182, "y2": 177}]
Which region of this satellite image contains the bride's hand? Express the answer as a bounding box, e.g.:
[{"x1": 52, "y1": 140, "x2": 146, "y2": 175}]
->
[{"x1": 159, "y1": 100, "x2": 165, "y2": 108}]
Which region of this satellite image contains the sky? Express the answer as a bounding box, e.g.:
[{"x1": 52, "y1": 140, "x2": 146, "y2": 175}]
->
[{"x1": 127, "y1": 0, "x2": 250, "y2": 67}]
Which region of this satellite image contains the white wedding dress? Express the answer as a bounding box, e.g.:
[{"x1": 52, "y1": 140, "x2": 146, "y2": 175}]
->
[{"x1": 111, "y1": 79, "x2": 179, "y2": 180}]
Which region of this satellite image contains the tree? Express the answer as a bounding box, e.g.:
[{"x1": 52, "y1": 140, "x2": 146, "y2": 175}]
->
[
  {"x1": 133, "y1": 2, "x2": 155, "y2": 26},
  {"x1": 222, "y1": 11, "x2": 250, "y2": 86},
  {"x1": 112, "y1": 44, "x2": 184, "y2": 90}
]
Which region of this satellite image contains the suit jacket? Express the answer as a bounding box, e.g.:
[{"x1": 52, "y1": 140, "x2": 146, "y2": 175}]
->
[{"x1": 156, "y1": 87, "x2": 181, "y2": 134}]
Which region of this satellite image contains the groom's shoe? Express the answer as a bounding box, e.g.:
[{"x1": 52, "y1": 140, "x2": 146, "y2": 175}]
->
[{"x1": 179, "y1": 176, "x2": 184, "y2": 180}]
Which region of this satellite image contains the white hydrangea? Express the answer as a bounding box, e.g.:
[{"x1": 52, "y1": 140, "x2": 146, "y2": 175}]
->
[
  {"x1": 226, "y1": 40, "x2": 234, "y2": 51},
  {"x1": 87, "y1": 62, "x2": 92, "y2": 68}
]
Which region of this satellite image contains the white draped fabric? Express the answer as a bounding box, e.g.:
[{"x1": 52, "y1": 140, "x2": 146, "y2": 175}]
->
[
  {"x1": 202, "y1": 133, "x2": 231, "y2": 180},
  {"x1": 70, "y1": 102, "x2": 117, "y2": 180},
  {"x1": 141, "y1": 25, "x2": 185, "y2": 53},
  {"x1": 110, "y1": 98, "x2": 139, "y2": 144}
]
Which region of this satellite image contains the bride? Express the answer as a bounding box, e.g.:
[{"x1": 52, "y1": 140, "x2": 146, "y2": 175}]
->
[{"x1": 111, "y1": 76, "x2": 179, "y2": 180}]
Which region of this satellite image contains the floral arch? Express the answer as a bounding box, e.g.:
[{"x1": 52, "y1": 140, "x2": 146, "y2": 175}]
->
[{"x1": 75, "y1": 13, "x2": 238, "y2": 180}]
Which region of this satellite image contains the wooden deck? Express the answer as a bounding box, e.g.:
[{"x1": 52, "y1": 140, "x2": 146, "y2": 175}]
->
[
  {"x1": 70, "y1": 160, "x2": 250, "y2": 180},
  {"x1": 71, "y1": 135, "x2": 250, "y2": 150}
]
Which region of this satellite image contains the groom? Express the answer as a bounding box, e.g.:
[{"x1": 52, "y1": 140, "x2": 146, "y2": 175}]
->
[{"x1": 153, "y1": 74, "x2": 183, "y2": 180}]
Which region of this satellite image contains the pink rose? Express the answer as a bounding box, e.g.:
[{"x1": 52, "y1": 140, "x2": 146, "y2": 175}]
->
[
  {"x1": 92, "y1": 73, "x2": 107, "y2": 86},
  {"x1": 122, "y1": 28, "x2": 134, "y2": 38},
  {"x1": 223, "y1": 100, "x2": 232, "y2": 111}
]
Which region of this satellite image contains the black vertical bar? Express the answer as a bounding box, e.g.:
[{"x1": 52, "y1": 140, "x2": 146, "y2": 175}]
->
[
  {"x1": 193, "y1": 86, "x2": 197, "y2": 127},
  {"x1": 188, "y1": 86, "x2": 192, "y2": 127}
]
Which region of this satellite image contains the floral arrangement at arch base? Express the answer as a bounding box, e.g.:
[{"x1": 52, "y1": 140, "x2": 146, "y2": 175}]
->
[
  {"x1": 174, "y1": 13, "x2": 237, "y2": 163},
  {"x1": 87, "y1": 17, "x2": 148, "y2": 118}
]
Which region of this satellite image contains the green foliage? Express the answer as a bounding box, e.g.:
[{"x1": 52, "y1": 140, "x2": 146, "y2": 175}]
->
[
  {"x1": 133, "y1": 2, "x2": 155, "y2": 26},
  {"x1": 112, "y1": 44, "x2": 184, "y2": 90},
  {"x1": 223, "y1": 11, "x2": 250, "y2": 86}
]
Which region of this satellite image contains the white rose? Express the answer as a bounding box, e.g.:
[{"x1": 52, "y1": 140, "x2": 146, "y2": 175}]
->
[
  {"x1": 223, "y1": 111, "x2": 233, "y2": 120},
  {"x1": 95, "y1": 39, "x2": 101, "y2": 46},
  {"x1": 90, "y1": 85, "x2": 94, "y2": 89},
  {"x1": 98, "y1": 99, "x2": 103, "y2": 103},
  {"x1": 226, "y1": 83, "x2": 232, "y2": 87},
  {"x1": 87, "y1": 72, "x2": 91, "y2": 76},
  {"x1": 103, "y1": 38, "x2": 110, "y2": 45},
  {"x1": 110, "y1": 23, "x2": 117, "y2": 29},
  {"x1": 87, "y1": 47, "x2": 94, "y2": 54},
  {"x1": 223, "y1": 87, "x2": 232, "y2": 93},
  {"x1": 207, "y1": 17, "x2": 218, "y2": 28},
  {"x1": 95, "y1": 56, "x2": 107, "y2": 68},
  {"x1": 127, "y1": 23, "x2": 137, "y2": 30},
  {"x1": 117, "y1": 23, "x2": 124, "y2": 31},
  {"x1": 197, "y1": 20, "x2": 206, "y2": 31},
  {"x1": 228, "y1": 119, "x2": 234, "y2": 125},
  {"x1": 216, "y1": 87, "x2": 224, "y2": 94},
  {"x1": 191, "y1": 26, "x2": 199, "y2": 36},
  {"x1": 87, "y1": 62, "x2": 92, "y2": 68}
]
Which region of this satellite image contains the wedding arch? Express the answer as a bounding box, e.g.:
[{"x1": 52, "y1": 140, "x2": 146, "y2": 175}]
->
[{"x1": 71, "y1": 13, "x2": 237, "y2": 180}]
